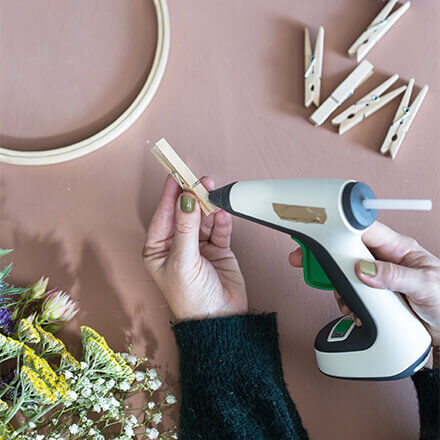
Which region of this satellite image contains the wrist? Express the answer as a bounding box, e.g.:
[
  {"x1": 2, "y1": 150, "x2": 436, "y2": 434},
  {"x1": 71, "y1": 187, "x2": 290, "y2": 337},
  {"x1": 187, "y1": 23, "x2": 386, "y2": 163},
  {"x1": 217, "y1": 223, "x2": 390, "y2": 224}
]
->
[{"x1": 173, "y1": 303, "x2": 248, "y2": 322}]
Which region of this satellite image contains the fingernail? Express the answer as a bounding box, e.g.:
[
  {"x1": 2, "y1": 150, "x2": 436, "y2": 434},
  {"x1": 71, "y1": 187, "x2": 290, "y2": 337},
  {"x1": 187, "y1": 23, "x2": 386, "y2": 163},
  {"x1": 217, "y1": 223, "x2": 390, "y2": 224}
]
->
[
  {"x1": 359, "y1": 260, "x2": 376, "y2": 277},
  {"x1": 181, "y1": 195, "x2": 195, "y2": 213}
]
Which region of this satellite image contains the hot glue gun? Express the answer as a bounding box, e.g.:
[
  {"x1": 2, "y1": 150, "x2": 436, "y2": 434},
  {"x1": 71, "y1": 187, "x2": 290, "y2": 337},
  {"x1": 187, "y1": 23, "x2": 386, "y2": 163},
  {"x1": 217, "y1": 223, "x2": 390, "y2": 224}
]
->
[{"x1": 209, "y1": 179, "x2": 432, "y2": 380}]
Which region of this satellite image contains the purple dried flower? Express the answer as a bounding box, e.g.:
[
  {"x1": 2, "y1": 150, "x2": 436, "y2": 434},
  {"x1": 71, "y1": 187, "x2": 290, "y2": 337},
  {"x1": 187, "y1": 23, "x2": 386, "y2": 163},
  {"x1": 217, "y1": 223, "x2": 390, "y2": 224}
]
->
[{"x1": 0, "y1": 308, "x2": 15, "y2": 336}]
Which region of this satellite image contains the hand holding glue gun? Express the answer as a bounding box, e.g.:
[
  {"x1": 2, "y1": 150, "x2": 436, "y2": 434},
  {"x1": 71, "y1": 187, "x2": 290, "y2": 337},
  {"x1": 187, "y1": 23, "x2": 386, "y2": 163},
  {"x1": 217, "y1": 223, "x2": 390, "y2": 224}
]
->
[{"x1": 290, "y1": 221, "x2": 440, "y2": 368}]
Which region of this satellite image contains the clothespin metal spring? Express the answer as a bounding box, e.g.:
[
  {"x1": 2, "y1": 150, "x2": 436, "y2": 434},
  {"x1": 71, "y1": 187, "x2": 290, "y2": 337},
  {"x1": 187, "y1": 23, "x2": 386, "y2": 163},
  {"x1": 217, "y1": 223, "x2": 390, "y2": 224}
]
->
[
  {"x1": 392, "y1": 106, "x2": 410, "y2": 125},
  {"x1": 304, "y1": 55, "x2": 316, "y2": 79}
]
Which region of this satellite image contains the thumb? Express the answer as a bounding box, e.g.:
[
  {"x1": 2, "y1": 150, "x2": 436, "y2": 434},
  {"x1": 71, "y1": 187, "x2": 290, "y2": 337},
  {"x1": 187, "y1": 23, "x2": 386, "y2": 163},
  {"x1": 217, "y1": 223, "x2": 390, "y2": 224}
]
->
[
  {"x1": 171, "y1": 193, "x2": 201, "y2": 260},
  {"x1": 356, "y1": 259, "x2": 426, "y2": 302}
]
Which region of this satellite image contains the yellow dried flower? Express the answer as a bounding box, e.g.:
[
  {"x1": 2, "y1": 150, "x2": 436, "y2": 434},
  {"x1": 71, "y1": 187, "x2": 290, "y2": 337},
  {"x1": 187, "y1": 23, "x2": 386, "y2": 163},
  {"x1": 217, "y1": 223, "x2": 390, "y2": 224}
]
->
[
  {"x1": 60, "y1": 350, "x2": 81, "y2": 371},
  {"x1": 20, "y1": 366, "x2": 56, "y2": 404},
  {"x1": 81, "y1": 325, "x2": 108, "y2": 347},
  {"x1": 87, "y1": 337, "x2": 128, "y2": 377},
  {"x1": 35, "y1": 324, "x2": 65, "y2": 355},
  {"x1": 23, "y1": 350, "x2": 58, "y2": 387},
  {"x1": 23, "y1": 349, "x2": 72, "y2": 401},
  {"x1": 0, "y1": 337, "x2": 26, "y2": 359},
  {"x1": 114, "y1": 352, "x2": 135, "y2": 383},
  {"x1": 17, "y1": 319, "x2": 41, "y2": 344},
  {"x1": 81, "y1": 326, "x2": 134, "y2": 383}
]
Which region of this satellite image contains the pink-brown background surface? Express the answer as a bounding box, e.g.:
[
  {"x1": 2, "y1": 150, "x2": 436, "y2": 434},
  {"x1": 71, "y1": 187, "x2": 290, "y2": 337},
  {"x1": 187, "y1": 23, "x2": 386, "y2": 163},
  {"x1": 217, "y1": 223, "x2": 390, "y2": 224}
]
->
[{"x1": 1, "y1": 0, "x2": 439, "y2": 438}]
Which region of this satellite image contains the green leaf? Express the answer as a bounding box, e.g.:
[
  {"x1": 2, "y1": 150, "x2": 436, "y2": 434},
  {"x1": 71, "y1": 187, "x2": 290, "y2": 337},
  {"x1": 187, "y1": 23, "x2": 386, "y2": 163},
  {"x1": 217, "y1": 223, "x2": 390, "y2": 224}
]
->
[
  {"x1": 0, "y1": 249, "x2": 13, "y2": 257},
  {"x1": 0, "y1": 263, "x2": 12, "y2": 281}
]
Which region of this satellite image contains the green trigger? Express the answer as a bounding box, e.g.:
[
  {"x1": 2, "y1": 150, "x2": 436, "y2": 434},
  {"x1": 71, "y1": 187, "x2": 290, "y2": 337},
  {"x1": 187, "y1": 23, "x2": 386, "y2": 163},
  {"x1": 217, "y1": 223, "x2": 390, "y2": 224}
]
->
[{"x1": 291, "y1": 236, "x2": 334, "y2": 290}]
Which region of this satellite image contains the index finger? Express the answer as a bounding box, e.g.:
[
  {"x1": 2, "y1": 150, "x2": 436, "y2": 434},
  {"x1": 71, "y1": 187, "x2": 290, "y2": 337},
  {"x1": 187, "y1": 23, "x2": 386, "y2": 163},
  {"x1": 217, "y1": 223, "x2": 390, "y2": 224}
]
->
[
  {"x1": 361, "y1": 222, "x2": 423, "y2": 264},
  {"x1": 145, "y1": 175, "x2": 182, "y2": 247}
]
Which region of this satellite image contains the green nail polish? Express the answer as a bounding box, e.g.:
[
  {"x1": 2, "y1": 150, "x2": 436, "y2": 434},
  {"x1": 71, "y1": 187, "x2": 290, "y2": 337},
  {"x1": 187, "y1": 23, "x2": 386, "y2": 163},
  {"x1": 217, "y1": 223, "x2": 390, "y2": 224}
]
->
[
  {"x1": 359, "y1": 260, "x2": 377, "y2": 276},
  {"x1": 181, "y1": 195, "x2": 195, "y2": 213}
]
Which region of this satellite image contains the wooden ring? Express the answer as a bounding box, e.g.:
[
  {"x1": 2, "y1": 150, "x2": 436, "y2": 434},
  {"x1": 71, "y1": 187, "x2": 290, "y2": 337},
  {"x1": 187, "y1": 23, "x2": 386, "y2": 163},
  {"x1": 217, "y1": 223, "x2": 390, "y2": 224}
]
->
[{"x1": 0, "y1": 0, "x2": 170, "y2": 166}]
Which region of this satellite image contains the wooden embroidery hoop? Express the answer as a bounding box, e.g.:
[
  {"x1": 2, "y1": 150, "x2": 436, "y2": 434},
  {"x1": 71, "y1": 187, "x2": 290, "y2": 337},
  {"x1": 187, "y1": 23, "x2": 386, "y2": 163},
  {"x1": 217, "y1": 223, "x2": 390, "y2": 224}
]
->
[{"x1": 0, "y1": 0, "x2": 170, "y2": 166}]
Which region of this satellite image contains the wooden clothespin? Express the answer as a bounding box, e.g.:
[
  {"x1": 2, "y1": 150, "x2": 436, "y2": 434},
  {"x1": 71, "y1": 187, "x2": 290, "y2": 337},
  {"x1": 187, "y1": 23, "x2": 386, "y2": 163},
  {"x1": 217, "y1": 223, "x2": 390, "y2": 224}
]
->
[
  {"x1": 348, "y1": 0, "x2": 411, "y2": 62},
  {"x1": 380, "y1": 79, "x2": 428, "y2": 159},
  {"x1": 331, "y1": 74, "x2": 406, "y2": 134},
  {"x1": 151, "y1": 138, "x2": 217, "y2": 215},
  {"x1": 310, "y1": 60, "x2": 374, "y2": 126},
  {"x1": 304, "y1": 26, "x2": 324, "y2": 108}
]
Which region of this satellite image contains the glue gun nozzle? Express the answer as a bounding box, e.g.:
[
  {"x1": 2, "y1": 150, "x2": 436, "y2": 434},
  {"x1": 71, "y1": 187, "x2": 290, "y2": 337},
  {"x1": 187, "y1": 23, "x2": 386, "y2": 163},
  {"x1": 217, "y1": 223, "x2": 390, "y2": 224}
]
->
[{"x1": 208, "y1": 183, "x2": 236, "y2": 213}]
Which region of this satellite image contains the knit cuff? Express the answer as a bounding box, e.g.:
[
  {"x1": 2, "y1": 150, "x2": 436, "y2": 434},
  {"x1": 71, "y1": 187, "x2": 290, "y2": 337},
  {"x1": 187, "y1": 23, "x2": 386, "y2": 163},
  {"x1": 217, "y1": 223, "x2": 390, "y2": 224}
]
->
[
  {"x1": 412, "y1": 368, "x2": 439, "y2": 440},
  {"x1": 173, "y1": 313, "x2": 282, "y2": 382}
]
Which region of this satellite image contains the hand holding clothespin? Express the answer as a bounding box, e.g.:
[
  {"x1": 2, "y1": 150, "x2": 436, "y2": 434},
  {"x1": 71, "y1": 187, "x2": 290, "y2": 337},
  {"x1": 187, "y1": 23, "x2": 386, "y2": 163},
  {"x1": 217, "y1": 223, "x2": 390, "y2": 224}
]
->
[
  {"x1": 151, "y1": 138, "x2": 217, "y2": 215},
  {"x1": 332, "y1": 74, "x2": 406, "y2": 134},
  {"x1": 304, "y1": 26, "x2": 324, "y2": 108},
  {"x1": 381, "y1": 79, "x2": 428, "y2": 159},
  {"x1": 348, "y1": 0, "x2": 410, "y2": 62}
]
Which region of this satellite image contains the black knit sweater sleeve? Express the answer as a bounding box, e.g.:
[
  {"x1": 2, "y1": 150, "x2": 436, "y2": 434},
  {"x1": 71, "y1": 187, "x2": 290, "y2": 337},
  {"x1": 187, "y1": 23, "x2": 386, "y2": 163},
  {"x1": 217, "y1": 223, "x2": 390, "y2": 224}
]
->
[
  {"x1": 411, "y1": 368, "x2": 439, "y2": 440},
  {"x1": 172, "y1": 313, "x2": 309, "y2": 440}
]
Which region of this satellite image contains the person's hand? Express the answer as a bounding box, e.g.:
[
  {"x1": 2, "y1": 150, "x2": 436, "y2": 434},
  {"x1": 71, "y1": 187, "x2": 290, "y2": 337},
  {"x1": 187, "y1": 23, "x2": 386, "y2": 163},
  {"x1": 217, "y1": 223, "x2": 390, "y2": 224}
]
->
[
  {"x1": 143, "y1": 176, "x2": 248, "y2": 321},
  {"x1": 289, "y1": 222, "x2": 440, "y2": 368}
]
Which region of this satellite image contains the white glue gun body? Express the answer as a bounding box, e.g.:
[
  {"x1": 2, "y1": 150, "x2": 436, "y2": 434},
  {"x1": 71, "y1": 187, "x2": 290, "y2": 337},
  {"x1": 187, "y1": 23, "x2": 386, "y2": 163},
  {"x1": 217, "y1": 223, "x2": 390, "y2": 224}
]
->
[{"x1": 209, "y1": 179, "x2": 431, "y2": 380}]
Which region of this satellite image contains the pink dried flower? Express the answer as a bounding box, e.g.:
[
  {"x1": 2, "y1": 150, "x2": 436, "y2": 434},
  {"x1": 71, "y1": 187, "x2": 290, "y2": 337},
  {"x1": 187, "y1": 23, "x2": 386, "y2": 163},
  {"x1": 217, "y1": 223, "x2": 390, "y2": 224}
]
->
[
  {"x1": 39, "y1": 290, "x2": 79, "y2": 324},
  {"x1": 29, "y1": 276, "x2": 49, "y2": 300}
]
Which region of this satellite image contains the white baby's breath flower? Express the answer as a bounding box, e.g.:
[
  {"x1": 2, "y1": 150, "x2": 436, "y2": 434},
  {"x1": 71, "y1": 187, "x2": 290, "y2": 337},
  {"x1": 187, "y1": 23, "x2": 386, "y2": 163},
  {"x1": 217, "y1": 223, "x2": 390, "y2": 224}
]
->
[
  {"x1": 125, "y1": 425, "x2": 135, "y2": 437},
  {"x1": 93, "y1": 404, "x2": 102, "y2": 413},
  {"x1": 129, "y1": 414, "x2": 137, "y2": 425},
  {"x1": 147, "y1": 378, "x2": 162, "y2": 391},
  {"x1": 171, "y1": 434, "x2": 178, "y2": 439},
  {"x1": 146, "y1": 427, "x2": 159, "y2": 439},
  {"x1": 152, "y1": 412, "x2": 162, "y2": 425},
  {"x1": 109, "y1": 396, "x2": 120, "y2": 407},
  {"x1": 80, "y1": 361, "x2": 87, "y2": 369},
  {"x1": 67, "y1": 390, "x2": 78, "y2": 401},
  {"x1": 147, "y1": 401, "x2": 155, "y2": 409},
  {"x1": 135, "y1": 371, "x2": 146, "y2": 382},
  {"x1": 166, "y1": 394, "x2": 177, "y2": 404},
  {"x1": 69, "y1": 424, "x2": 79, "y2": 434},
  {"x1": 148, "y1": 369, "x2": 157, "y2": 379},
  {"x1": 82, "y1": 388, "x2": 92, "y2": 398},
  {"x1": 64, "y1": 371, "x2": 73, "y2": 380},
  {"x1": 119, "y1": 381, "x2": 131, "y2": 391},
  {"x1": 36, "y1": 435, "x2": 45, "y2": 440},
  {"x1": 128, "y1": 355, "x2": 137, "y2": 366}
]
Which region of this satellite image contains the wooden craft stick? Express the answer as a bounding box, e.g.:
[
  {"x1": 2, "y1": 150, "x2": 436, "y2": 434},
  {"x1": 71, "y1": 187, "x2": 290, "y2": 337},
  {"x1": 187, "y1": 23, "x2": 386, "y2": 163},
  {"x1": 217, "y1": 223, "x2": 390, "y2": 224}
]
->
[{"x1": 151, "y1": 138, "x2": 217, "y2": 215}]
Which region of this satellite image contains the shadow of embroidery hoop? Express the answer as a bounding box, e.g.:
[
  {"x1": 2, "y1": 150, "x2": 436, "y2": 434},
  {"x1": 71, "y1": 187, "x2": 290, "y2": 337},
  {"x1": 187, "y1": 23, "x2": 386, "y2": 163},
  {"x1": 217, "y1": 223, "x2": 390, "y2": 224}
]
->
[{"x1": 0, "y1": 0, "x2": 170, "y2": 166}]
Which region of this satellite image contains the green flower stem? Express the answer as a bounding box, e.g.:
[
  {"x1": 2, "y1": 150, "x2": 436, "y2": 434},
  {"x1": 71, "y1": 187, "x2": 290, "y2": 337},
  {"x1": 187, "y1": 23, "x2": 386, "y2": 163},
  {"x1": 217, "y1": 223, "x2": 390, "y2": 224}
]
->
[
  {"x1": 13, "y1": 402, "x2": 59, "y2": 435},
  {"x1": 4, "y1": 395, "x2": 25, "y2": 424}
]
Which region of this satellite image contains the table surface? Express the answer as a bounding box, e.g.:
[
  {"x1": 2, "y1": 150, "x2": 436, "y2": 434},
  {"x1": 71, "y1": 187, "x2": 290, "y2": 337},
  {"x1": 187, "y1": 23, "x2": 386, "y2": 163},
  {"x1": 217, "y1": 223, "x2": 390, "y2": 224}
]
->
[{"x1": 1, "y1": 0, "x2": 439, "y2": 438}]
